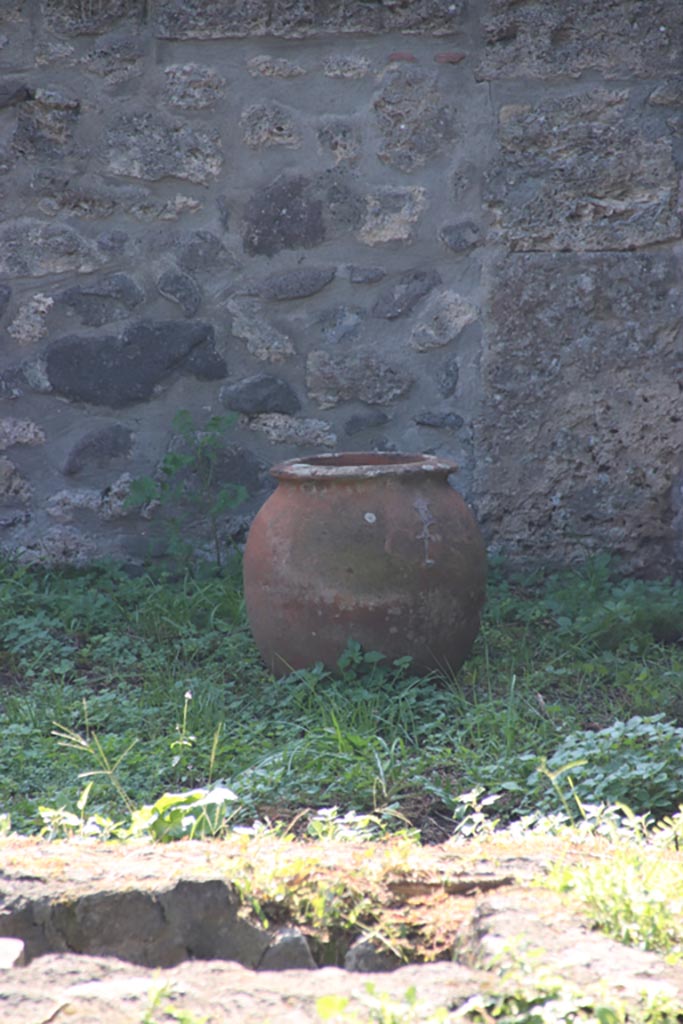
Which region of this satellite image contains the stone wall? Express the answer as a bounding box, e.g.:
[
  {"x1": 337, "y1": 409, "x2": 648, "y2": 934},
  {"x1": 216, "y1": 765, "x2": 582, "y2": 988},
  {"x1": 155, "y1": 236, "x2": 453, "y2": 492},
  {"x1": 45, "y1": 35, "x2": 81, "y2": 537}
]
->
[{"x1": 1, "y1": 0, "x2": 682, "y2": 572}]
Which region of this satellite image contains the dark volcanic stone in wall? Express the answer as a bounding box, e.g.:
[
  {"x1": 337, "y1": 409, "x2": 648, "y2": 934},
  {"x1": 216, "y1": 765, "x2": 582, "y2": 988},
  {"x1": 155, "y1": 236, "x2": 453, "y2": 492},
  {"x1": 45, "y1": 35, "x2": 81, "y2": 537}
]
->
[
  {"x1": 487, "y1": 89, "x2": 680, "y2": 252},
  {"x1": 439, "y1": 222, "x2": 481, "y2": 254},
  {"x1": 0, "y1": 285, "x2": 10, "y2": 321},
  {"x1": 438, "y1": 357, "x2": 460, "y2": 397},
  {"x1": 414, "y1": 410, "x2": 464, "y2": 430},
  {"x1": 318, "y1": 307, "x2": 363, "y2": 345},
  {"x1": 46, "y1": 321, "x2": 226, "y2": 407},
  {"x1": 347, "y1": 266, "x2": 385, "y2": 284},
  {"x1": 372, "y1": 269, "x2": 441, "y2": 319},
  {"x1": 242, "y1": 175, "x2": 325, "y2": 256},
  {"x1": 478, "y1": 0, "x2": 683, "y2": 79},
  {"x1": 177, "y1": 231, "x2": 225, "y2": 272},
  {"x1": 0, "y1": 84, "x2": 33, "y2": 110},
  {"x1": 220, "y1": 375, "x2": 300, "y2": 415},
  {"x1": 211, "y1": 445, "x2": 267, "y2": 495},
  {"x1": 58, "y1": 274, "x2": 144, "y2": 327},
  {"x1": 63, "y1": 424, "x2": 134, "y2": 476},
  {"x1": 260, "y1": 266, "x2": 335, "y2": 301},
  {"x1": 157, "y1": 270, "x2": 202, "y2": 317},
  {"x1": 312, "y1": 172, "x2": 364, "y2": 233},
  {"x1": 344, "y1": 410, "x2": 389, "y2": 436},
  {"x1": 154, "y1": 0, "x2": 464, "y2": 39}
]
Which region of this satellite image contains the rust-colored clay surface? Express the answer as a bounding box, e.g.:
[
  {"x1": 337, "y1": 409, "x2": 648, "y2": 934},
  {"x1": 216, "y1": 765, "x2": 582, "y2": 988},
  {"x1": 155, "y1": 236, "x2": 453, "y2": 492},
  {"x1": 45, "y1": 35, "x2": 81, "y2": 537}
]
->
[{"x1": 243, "y1": 453, "x2": 486, "y2": 675}]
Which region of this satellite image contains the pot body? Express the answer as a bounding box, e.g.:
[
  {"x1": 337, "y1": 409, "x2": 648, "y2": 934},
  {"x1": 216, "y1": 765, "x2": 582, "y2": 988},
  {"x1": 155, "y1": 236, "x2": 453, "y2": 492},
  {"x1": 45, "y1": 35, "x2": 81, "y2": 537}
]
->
[{"x1": 243, "y1": 453, "x2": 486, "y2": 676}]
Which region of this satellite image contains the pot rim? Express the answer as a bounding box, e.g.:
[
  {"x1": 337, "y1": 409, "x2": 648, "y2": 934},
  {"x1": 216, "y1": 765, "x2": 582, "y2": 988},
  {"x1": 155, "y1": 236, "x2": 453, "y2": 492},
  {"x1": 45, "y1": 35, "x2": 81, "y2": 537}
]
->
[{"x1": 270, "y1": 451, "x2": 458, "y2": 481}]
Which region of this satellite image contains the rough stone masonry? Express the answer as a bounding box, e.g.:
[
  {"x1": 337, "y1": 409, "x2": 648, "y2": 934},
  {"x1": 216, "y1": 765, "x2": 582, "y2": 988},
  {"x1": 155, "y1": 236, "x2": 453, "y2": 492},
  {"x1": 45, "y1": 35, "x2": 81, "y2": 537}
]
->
[{"x1": 0, "y1": 0, "x2": 681, "y2": 572}]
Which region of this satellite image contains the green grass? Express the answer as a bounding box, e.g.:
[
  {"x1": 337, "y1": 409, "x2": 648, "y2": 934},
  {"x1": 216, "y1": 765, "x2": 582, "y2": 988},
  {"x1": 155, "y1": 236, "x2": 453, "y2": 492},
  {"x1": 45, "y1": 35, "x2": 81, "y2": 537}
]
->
[{"x1": 0, "y1": 553, "x2": 682, "y2": 837}]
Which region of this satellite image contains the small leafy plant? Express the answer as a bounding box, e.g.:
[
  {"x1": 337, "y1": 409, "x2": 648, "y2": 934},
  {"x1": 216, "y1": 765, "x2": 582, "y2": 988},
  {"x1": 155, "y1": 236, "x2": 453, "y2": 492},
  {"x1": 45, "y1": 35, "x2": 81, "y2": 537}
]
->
[
  {"x1": 126, "y1": 409, "x2": 247, "y2": 571},
  {"x1": 532, "y1": 715, "x2": 683, "y2": 820}
]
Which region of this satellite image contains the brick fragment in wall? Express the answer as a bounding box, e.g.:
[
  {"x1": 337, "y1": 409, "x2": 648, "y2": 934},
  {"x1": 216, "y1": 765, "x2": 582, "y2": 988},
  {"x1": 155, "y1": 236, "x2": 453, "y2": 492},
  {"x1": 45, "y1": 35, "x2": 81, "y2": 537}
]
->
[
  {"x1": 306, "y1": 351, "x2": 414, "y2": 409},
  {"x1": 244, "y1": 414, "x2": 336, "y2": 448},
  {"x1": 106, "y1": 113, "x2": 222, "y2": 184},
  {"x1": 45, "y1": 321, "x2": 226, "y2": 407},
  {"x1": 373, "y1": 66, "x2": 456, "y2": 173},
  {"x1": 486, "y1": 89, "x2": 680, "y2": 252},
  {"x1": 409, "y1": 291, "x2": 478, "y2": 351},
  {"x1": 477, "y1": 0, "x2": 683, "y2": 80},
  {"x1": 474, "y1": 252, "x2": 683, "y2": 566},
  {"x1": 358, "y1": 187, "x2": 427, "y2": 245},
  {"x1": 240, "y1": 103, "x2": 302, "y2": 149},
  {"x1": 163, "y1": 63, "x2": 226, "y2": 109},
  {"x1": 0, "y1": 419, "x2": 46, "y2": 451},
  {"x1": 226, "y1": 297, "x2": 295, "y2": 363}
]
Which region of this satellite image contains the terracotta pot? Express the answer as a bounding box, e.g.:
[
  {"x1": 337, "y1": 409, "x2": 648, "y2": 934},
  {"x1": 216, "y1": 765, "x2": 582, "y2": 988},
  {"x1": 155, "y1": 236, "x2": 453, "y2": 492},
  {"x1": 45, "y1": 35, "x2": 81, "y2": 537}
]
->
[{"x1": 243, "y1": 452, "x2": 486, "y2": 676}]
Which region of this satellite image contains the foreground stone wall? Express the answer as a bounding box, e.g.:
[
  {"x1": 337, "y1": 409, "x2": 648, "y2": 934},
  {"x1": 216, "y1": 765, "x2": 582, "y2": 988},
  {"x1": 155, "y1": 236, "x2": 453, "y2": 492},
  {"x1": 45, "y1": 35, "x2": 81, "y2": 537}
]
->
[{"x1": 1, "y1": 0, "x2": 681, "y2": 571}]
